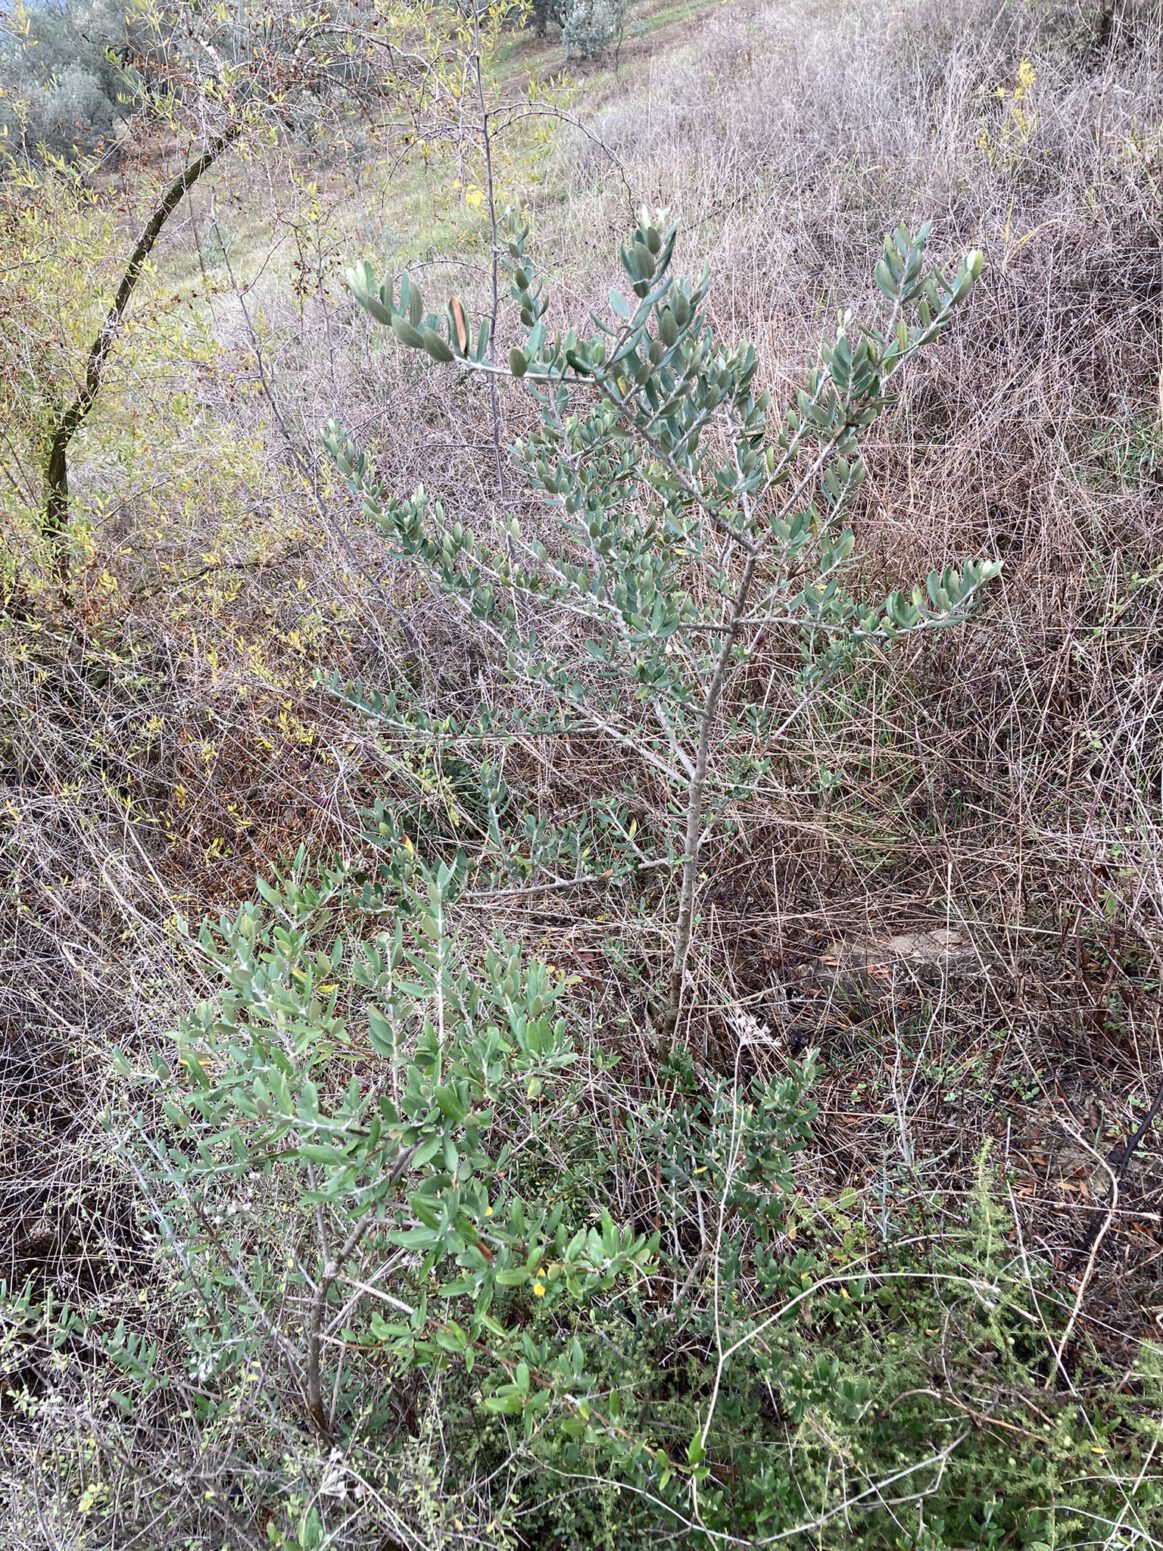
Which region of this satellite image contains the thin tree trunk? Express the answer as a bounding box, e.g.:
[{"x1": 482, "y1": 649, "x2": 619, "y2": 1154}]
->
[
  {"x1": 471, "y1": 24, "x2": 508, "y2": 503},
  {"x1": 43, "y1": 129, "x2": 236, "y2": 566},
  {"x1": 661, "y1": 552, "x2": 758, "y2": 1044}
]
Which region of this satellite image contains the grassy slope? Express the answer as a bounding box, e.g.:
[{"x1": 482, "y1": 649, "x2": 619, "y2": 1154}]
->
[
  {"x1": 127, "y1": 0, "x2": 1163, "y2": 1388},
  {"x1": 3, "y1": 0, "x2": 1163, "y2": 1541}
]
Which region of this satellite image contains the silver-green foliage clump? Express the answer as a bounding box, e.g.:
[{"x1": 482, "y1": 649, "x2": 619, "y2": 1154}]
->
[
  {"x1": 145, "y1": 849, "x2": 655, "y2": 1449},
  {"x1": 0, "y1": 0, "x2": 137, "y2": 160},
  {"x1": 530, "y1": 0, "x2": 631, "y2": 58},
  {"x1": 325, "y1": 213, "x2": 999, "y2": 1034},
  {"x1": 562, "y1": 0, "x2": 631, "y2": 59}
]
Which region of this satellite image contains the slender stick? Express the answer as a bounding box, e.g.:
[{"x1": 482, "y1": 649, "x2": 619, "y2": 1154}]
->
[{"x1": 470, "y1": 24, "x2": 508, "y2": 503}]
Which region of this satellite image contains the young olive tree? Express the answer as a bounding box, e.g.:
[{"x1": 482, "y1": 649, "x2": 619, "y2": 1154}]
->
[
  {"x1": 562, "y1": 0, "x2": 632, "y2": 59},
  {"x1": 529, "y1": 0, "x2": 632, "y2": 57},
  {"x1": 325, "y1": 213, "x2": 999, "y2": 1040}
]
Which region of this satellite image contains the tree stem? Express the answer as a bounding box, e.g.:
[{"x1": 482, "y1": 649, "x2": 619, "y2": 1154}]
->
[
  {"x1": 661, "y1": 550, "x2": 758, "y2": 1044},
  {"x1": 471, "y1": 25, "x2": 507, "y2": 502}
]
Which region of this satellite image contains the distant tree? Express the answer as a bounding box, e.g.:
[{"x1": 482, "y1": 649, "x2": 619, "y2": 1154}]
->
[
  {"x1": 529, "y1": 0, "x2": 631, "y2": 58},
  {"x1": 561, "y1": 0, "x2": 631, "y2": 58},
  {"x1": 0, "y1": 0, "x2": 141, "y2": 162}
]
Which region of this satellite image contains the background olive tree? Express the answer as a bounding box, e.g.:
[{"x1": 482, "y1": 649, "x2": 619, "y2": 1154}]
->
[{"x1": 0, "y1": 0, "x2": 140, "y2": 162}]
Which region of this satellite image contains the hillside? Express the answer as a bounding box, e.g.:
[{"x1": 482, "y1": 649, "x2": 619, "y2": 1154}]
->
[{"x1": 2, "y1": 1, "x2": 1162, "y2": 1546}]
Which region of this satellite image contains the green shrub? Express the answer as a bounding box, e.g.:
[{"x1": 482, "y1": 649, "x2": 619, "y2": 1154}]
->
[
  {"x1": 0, "y1": 0, "x2": 138, "y2": 161},
  {"x1": 53, "y1": 842, "x2": 1154, "y2": 1548},
  {"x1": 88, "y1": 840, "x2": 788, "y2": 1541},
  {"x1": 529, "y1": 0, "x2": 632, "y2": 59},
  {"x1": 326, "y1": 213, "x2": 999, "y2": 1036},
  {"x1": 562, "y1": 0, "x2": 631, "y2": 60}
]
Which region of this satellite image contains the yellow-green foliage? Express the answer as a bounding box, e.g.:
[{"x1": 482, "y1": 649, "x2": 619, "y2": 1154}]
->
[
  {"x1": 0, "y1": 156, "x2": 262, "y2": 592},
  {"x1": 977, "y1": 55, "x2": 1037, "y2": 168},
  {"x1": 0, "y1": 159, "x2": 370, "y2": 902}
]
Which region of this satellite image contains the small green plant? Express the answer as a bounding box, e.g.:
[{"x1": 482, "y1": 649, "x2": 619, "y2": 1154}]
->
[
  {"x1": 98, "y1": 841, "x2": 828, "y2": 1543},
  {"x1": 135, "y1": 843, "x2": 655, "y2": 1452},
  {"x1": 325, "y1": 213, "x2": 999, "y2": 1037}
]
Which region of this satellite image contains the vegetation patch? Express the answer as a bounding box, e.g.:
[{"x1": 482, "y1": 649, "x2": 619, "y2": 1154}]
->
[{"x1": 2, "y1": 0, "x2": 1162, "y2": 1546}]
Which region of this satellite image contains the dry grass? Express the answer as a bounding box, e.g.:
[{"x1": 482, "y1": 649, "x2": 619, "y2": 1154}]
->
[
  {"x1": 4, "y1": 0, "x2": 1163, "y2": 1540},
  {"x1": 477, "y1": 0, "x2": 1163, "y2": 1344}
]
